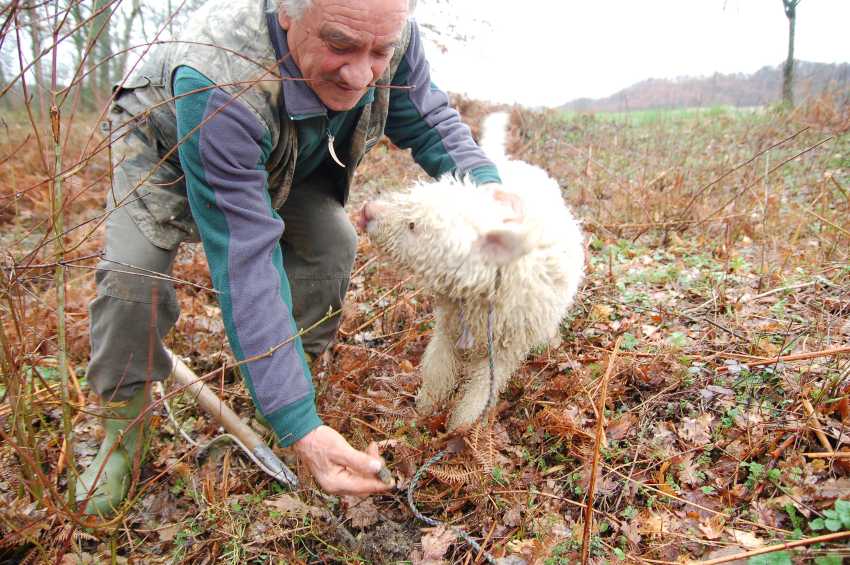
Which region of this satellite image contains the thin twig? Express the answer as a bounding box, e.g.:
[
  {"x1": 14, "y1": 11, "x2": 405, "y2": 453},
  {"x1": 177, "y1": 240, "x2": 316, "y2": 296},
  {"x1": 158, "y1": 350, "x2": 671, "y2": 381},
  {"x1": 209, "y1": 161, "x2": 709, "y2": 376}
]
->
[
  {"x1": 803, "y1": 451, "x2": 850, "y2": 458},
  {"x1": 750, "y1": 279, "x2": 821, "y2": 301},
  {"x1": 801, "y1": 398, "x2": 834, "y2": 452},
  {"x1": 581, "y1": 336, "x2": 621, "y2": 565},
  {"x1": 694, "y1": 530, "x2": 850, "y2": 565},
  {"x1": 716, "y1": 346, "x2": 850, "y2": 373}
]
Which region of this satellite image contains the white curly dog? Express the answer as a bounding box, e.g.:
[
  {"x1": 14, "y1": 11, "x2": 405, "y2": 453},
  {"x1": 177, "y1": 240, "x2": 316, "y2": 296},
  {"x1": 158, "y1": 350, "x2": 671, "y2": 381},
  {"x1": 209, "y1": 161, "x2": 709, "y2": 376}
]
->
[{"x1": 358, "y1": 112, "x2": 584, "y2": 430}]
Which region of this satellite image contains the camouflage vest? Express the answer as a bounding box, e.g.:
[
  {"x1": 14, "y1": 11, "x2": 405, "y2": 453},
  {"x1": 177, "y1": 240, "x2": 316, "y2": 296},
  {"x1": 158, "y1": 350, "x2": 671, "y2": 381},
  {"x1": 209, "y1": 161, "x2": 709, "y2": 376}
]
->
[{"x1": 112, "y1": 0, "x2": 411, "y2": 249}]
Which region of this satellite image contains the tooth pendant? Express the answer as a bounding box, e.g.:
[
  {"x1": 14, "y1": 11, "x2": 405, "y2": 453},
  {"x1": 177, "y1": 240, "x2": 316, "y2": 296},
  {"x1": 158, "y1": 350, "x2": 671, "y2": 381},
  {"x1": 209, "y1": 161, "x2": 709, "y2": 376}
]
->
[{"x1": 328, "y1": 133, "x2": 345, "y2": 168}]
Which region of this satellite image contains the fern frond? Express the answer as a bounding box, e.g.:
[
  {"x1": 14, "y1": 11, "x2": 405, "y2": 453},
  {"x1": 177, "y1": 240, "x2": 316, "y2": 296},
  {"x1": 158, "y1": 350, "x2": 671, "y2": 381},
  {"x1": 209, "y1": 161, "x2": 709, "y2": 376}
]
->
[{"x1": 428, "y1": 464, "x2": 477, "y2": 486}]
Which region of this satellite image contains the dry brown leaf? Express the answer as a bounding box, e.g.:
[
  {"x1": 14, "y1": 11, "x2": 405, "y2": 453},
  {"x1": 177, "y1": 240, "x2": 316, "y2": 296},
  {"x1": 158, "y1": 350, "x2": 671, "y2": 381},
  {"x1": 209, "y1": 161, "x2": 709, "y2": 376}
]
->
[
  {"x1": 589, "y1": 303, "x2": 613, "y2": 322},
  {"x1": 728, "y1": 528, "x2": 764, "y2": 549},
  {"x1": 606, "y1": 412, "x2": 636, "y2": 441},
  {"x1": 157, "y1": 524, "x2": 180, "y2": 542},
  {"x1": 642, "y1": 324, "x2": 660, "y2": 337},
  {"x1": 698, "y1": 515, "x2": 725, "y2": 540},
  {"x1": 812, "y1": 477, "x2": 850, "y2": 500},
  {"x1": 264, "y1": 493, "x2": 327, "y2": 520},
  {"x1": 677, "y1": 457, "x2": 703, "y2": 487},
  {"x1": 620, "y1": 520, "x2": 642, "y2": 547},
  {"x1": 264, "y1": 493, "x2": 308, "y2": 516},
  {"x1": 637, "y1": 510, "x2": 665, "y2": 535},
  {"x1": 505, "y1": 538, "x2": 538, "y2": 563},
  {"x1": 410, "y1": 525, "x2": 456, "y2": 565},
  {"x1": 503, "y1": 503, "x2": 523, "y2": 527},
  {"x1": 343, "y1": 496, "x2": 379, "y2": 529},
  {"x1": 678, "y1": 413, "x2": 714, "y2": 445}
]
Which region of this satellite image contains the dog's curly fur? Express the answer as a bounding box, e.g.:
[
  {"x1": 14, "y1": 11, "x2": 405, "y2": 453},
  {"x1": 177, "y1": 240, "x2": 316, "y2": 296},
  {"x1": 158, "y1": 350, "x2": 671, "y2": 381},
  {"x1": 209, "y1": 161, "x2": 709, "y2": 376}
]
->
[{"x1": 362, "y1": 112, "x2": 585, "y2": 430}]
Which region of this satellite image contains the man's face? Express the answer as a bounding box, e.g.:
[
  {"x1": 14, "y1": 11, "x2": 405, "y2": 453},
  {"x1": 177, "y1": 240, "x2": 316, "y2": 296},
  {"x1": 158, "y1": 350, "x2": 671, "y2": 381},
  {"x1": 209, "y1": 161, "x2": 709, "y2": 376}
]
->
[{"x1": 279, "y1": 0, "x2": 409, "y2": 112}]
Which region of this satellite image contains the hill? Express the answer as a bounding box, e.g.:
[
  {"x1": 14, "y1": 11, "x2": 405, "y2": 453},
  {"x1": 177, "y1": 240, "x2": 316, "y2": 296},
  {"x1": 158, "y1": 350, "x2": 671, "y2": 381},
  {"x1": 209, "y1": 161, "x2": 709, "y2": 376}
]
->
[{"x1": 561, "y1": 60, "x2": 850, "y2": 112}]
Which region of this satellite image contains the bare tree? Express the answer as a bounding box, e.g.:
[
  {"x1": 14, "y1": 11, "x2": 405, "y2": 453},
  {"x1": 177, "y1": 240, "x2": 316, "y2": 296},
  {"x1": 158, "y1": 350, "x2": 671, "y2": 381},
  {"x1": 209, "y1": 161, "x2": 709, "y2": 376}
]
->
[
  {"x1": 782, "y1": 0, "x2": 800, "y2": 106},
  {"x1": 115, "y1": 0, "x2": 142, "y2": 79}
]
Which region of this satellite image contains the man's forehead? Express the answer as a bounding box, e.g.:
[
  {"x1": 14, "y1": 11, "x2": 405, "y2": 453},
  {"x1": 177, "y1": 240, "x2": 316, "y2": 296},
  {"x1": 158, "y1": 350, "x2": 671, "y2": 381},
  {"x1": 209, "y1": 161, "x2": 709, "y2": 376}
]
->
[{"x1": 306, "y1": 0, "x2": 408, "y2": 44}]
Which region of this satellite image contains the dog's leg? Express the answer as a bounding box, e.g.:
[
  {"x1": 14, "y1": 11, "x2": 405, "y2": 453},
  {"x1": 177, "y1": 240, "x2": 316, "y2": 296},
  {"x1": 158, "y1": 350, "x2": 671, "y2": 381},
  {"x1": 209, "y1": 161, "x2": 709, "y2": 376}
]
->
[
  {"x1": 447, "y1": 350, "x2": 522, "y2": 430},
  {"x1": 416, "y1": 303, "x2": 461, "y2": 415}
]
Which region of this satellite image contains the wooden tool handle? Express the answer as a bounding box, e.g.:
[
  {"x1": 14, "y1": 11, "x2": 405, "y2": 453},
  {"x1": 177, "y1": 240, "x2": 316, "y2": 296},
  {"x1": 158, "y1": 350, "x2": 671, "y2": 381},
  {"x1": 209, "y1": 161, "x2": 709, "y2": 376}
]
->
[{"x1": 166, "y1": 350, "x2": 298, "y2": 487}]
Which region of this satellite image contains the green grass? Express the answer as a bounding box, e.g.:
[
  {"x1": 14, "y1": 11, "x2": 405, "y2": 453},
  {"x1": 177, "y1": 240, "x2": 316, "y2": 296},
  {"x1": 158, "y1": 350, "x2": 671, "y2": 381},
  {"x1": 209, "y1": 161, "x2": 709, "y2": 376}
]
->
[{"x1": 560, "y1": 105, "x2": 762, "y2": 125}]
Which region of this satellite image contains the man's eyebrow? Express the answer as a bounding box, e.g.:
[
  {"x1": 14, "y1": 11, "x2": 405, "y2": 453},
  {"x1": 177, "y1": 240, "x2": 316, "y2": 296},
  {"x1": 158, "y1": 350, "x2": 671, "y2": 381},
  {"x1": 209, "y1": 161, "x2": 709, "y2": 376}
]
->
[
  {"x1": 319, "y1": 26, "x2": 362, "y2": 47},
  {"x1": 319, "y1": 25, "x2": 401, "y2": 51}
]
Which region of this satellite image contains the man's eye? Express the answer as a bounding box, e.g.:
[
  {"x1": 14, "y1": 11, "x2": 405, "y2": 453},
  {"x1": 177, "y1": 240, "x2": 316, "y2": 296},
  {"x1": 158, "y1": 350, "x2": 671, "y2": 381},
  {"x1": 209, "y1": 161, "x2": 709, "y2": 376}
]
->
[{"x1": 328, "y1": 44, "x2": 350, "y2": 54}]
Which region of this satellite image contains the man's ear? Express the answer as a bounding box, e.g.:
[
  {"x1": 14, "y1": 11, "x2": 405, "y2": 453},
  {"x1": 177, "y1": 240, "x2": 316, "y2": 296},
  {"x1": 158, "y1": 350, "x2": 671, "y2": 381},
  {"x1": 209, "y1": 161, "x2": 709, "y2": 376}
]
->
[
  {"x1": 278, "y1": 9, "x2": 292, "y2": 30},
  {"x1": 476, "y1": 224, "x2": 530, "y2": 265}
]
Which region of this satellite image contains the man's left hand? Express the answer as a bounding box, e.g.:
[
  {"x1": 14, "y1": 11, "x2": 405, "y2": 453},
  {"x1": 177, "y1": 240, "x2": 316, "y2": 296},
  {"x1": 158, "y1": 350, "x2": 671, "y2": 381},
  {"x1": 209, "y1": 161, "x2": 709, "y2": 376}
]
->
[{"x1": 293, "y1": 425, "x2": 390, "y2": 496}]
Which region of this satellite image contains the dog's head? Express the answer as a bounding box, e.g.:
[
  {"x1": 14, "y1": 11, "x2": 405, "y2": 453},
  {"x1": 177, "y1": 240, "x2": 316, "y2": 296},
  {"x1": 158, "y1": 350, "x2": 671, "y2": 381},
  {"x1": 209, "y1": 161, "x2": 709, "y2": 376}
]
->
[{"x1": 358, "y1": 179, "x2": 533, "y2": 297}]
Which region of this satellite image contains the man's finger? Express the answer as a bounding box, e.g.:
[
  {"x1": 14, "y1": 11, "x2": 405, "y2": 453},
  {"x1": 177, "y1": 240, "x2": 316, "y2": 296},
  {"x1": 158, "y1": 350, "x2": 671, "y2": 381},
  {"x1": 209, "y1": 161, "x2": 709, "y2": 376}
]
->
[
  {"x1": 337, "y1": 444, "x2": 384, "y2": 477},
  {"x1": 365, "y1": 442, "x2": 380, "y2": 459},
  {"x1": 325, "y1": 471, "x2": 391, "y2": 496}
]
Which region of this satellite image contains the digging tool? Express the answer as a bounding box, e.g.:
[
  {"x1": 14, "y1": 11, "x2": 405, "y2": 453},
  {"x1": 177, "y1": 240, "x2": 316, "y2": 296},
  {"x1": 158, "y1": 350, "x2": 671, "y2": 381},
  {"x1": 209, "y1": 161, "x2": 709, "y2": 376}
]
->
[{"x1": 165, "y1": 349, "x2": 299, "y2": 488}]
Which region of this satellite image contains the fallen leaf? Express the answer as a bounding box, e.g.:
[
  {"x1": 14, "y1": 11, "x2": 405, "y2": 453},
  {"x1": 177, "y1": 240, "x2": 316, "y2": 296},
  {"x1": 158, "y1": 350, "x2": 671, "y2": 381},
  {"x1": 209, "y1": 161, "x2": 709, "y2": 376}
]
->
[
  {"x1": 751, "y1": 338, "x2": 779, "y2": 357},
  {"x1": 264, "y1": 493, "x2": 328, "y2": 520},
  {"x1": 642, "y1": 324, "x2": 660, "y2": 337},
  {"x1": 620, "y1": 520, "x2": 642, "y2": 547},
  {"x1": 411, "y1": 525, "x2": 456, "y2": 565},
  {"x1": 677, "y1": 457, "x2": 703, "y2": 487},
  {"x1": 157, "y1": 524, "x2": 180, "y2": 542},
  {"x1": 808, "y1": 478, "x2": 850, "y2": 501},
  {"x1": 505, "y1": 538, "x2": 537, "y2": 555},
  {"x1": 678, "y1": 413, "x2": 714, "y2": 446},
  {"x1": 343, "y1": 496, "x2": 379, "y2": 529},
  {"x1": 728, "y1": 528, "x2": 764, "y2": 549},
  {"x1": 503, "y1": 504, "x2": 523, "y2": 527},
  {"x1": 698, "y1": 515, "x2": 725, "y2": 540},
  {"x1": 607, "y1": 412, "x2": 636, "y2": 441},
  {"x1": 264, "y1": 493, "x2": 307, "y2": 516},
  {"x1": 589, "y1": 303, "x2": 613, "y2": 322},
  {"x1": 637, "y1": 510, "x2": 676, "y2": 535}
]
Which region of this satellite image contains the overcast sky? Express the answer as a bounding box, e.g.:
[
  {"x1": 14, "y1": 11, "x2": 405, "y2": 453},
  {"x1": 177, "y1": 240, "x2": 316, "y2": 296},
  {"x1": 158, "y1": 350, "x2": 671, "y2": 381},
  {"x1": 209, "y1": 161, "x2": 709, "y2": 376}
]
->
[{"x1": 415, "y1": 0, "x2": 850, "y2": 107}]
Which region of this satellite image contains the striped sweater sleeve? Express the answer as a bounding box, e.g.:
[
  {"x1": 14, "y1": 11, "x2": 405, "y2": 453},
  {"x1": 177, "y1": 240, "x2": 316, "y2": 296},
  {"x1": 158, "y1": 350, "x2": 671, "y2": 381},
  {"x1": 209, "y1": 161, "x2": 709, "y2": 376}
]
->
[
  {"x1": 385, "y1": 21, "x2": 501, "y2": 185},
  {"x1": 173, "y1": 66, "x2": 321, "y2": 447}
]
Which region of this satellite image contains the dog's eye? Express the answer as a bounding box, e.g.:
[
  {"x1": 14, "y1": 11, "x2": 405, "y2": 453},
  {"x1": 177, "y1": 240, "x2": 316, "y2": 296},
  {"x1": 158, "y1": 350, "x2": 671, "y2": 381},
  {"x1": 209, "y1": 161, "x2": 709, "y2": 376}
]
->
[{"x1": 408, "y1": 222, "x2": 415, "y2": 231}]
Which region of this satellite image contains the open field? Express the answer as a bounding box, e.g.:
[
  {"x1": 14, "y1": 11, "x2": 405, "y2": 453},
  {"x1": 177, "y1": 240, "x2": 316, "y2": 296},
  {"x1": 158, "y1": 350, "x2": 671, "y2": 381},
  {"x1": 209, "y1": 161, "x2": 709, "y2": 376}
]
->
[
  {"x1": 558, "y1": 105, "x2": 765, "y2": 126},
  {"x1": 1, "y1": 94, "x2": 849, "y2": 564}
]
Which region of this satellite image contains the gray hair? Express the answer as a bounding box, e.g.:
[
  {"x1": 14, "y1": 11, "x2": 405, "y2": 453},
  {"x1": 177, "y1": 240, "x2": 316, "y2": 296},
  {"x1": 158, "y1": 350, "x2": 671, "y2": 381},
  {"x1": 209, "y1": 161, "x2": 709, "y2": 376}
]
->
[{"x1": 279, "y1": 0, "x2": 416, "y2": 20}]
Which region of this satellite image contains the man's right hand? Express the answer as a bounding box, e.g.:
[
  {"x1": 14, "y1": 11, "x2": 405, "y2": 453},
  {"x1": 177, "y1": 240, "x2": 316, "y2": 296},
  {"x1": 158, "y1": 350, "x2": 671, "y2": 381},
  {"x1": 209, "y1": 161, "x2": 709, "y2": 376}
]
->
[{"x1": 293, "y1": 425, "x2": 391, "y2": 496}]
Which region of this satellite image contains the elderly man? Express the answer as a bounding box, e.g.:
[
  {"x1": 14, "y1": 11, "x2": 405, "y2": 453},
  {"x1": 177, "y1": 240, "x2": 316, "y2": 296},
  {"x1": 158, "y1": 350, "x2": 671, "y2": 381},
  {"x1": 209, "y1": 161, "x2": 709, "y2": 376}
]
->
[{"x1": 78, "y1": 0, "x2": 500, "y2": 515}]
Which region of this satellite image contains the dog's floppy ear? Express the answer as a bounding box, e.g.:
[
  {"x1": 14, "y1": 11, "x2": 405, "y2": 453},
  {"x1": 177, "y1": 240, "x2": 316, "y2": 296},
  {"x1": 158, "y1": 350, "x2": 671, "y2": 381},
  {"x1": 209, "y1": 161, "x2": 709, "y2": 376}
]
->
[
  {"x1": 492, "y1": 188, "x2": 524, "y2": 223},
  {"x1": 476, "y1": 223, "x2": 531, "y2": 265}
]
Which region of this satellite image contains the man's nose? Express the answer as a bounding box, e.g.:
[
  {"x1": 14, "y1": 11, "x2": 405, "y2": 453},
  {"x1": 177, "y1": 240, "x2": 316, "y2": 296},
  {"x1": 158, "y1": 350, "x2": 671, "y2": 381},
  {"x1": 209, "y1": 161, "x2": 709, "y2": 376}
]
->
[{"x1": 339, "y1": 56, "x2": 372, "y2": 90}]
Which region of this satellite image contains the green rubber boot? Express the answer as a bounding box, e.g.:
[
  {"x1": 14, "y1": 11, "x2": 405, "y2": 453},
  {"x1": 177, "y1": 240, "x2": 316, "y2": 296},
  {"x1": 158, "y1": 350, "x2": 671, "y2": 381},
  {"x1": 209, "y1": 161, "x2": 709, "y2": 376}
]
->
[{"x1": 75, "y1": 387, "x2": 150, "y2": 517}]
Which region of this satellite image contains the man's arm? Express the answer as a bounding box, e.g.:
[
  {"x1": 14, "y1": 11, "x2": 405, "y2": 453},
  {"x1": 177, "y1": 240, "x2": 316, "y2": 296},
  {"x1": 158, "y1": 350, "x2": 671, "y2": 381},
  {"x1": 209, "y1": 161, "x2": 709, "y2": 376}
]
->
[
  {"x1": 173, "y1": 67, "x2": 387, "y2": 494},
  {"x1": 174, "y1": 66, "x2": 320, "y2": 446},
  {"x1": 384, "y1": 22, "x2": 501, "y2": 185}
]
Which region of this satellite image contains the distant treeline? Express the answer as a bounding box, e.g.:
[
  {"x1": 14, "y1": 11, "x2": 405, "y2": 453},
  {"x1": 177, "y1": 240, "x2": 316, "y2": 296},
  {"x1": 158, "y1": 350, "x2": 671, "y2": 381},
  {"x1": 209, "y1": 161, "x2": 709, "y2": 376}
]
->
[{"x1": 561, "y1": 61, "x2": 850, "y2": 112}]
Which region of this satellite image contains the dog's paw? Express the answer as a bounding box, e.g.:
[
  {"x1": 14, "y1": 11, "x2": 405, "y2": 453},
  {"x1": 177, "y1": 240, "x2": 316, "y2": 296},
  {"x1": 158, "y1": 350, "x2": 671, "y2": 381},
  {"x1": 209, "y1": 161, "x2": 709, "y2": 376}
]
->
[
  {"x1": 447, "y1": 399, "x2": 489, "y2": 431},
  {"x1": 414, "y1": 389, "x2": 441, "y2": 415}
]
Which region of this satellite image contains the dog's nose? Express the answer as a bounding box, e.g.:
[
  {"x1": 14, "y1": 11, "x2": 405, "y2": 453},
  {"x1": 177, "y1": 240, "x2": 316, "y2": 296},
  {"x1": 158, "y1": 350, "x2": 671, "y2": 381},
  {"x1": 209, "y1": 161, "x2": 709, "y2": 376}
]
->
[
  {"x1": 356, "y1": 205, "x2": 368, "y2": 232},
  {"x1": 357, "y1": 202, "x2": 377, "y2": 232},
  {"x1": 358, "y1": 201, "x2": 386, "y2": 232}
]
